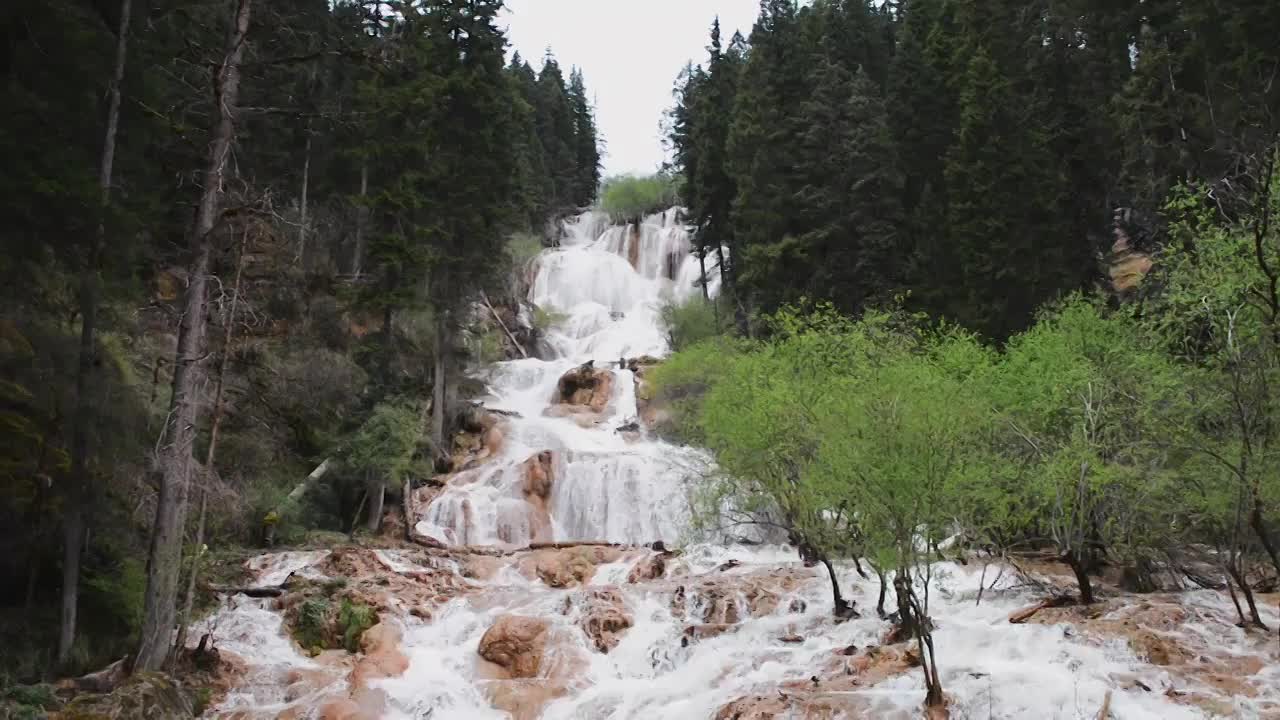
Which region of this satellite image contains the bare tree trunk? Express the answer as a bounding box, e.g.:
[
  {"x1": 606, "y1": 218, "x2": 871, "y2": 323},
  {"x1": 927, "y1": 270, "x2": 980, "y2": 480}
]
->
[
  {"x1": 402, "y1": 477, "x2": 414, "y2": 541},
  {"x1": 61, "y1": 0, "x2": 132, "y2": 669},
  {"x1": 297, "y1": 123, "x2": 312, "y2": 265},
  {"x1": 1067, "y1": 550, "x2": 1096, "y2": 605},
  {"x1": 134, "y1": 0, "x2": 251, "y2": 673},
  {"x1": 366, "y1": 482, "x2": 385, "y2": 533},
  {"x1": 431, "y1": 312, "x2": 447, "y2": 455},
  {"x1": 818, "y1": 555, "x2": 856, "y2": 619},
  {"x1": 171, "y1": 230, "x2": 246, "y2": 665},
  {"x1": 353, "y1": 161, "x2": 368, "y2": 277}
]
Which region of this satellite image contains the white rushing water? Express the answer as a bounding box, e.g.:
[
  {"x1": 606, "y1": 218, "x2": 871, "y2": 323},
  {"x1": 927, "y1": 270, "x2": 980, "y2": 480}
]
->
[
  {"x1": 202, "y1": 210, "x2": 1279, "y2": 720},
  {"x1": 417, "y1": 209, "x2": 715, "y2": 550}
]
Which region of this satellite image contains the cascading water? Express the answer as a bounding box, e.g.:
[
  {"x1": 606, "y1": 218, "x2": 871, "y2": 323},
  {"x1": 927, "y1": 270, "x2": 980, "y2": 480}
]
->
[
  {"x1": 417, "y1": 209, "x2": 716, "y2": 550},
  {"x1": 200, "y1": 210, "x2": 1279, "y2": 720}
]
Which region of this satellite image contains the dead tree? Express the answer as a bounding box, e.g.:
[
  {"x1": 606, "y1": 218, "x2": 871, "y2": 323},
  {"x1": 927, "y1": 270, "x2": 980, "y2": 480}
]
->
[{"x1": 134, "y1": 0, "x2": 253, "y2": 673}]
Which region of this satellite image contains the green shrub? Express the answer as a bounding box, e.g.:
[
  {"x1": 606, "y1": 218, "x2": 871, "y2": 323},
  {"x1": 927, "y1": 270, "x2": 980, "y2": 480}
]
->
[
  {"x1": 2, "y1": 684, "x2": 58, "y2": 710},
  {"x1": 338, "y1": 599, "x2": 375, "y2": 653},
  {"x1": 660, "y1": 296, "x2": 725, "y2": 351},
  {"x1": 600, "y1": 174, "x2": 680, "y2": 224}
]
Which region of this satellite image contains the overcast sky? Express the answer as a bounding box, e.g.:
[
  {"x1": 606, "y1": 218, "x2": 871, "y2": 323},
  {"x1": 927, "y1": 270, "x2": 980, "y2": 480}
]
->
[{"x1": 501, "y1": 1, "x2": 760, "y2": 178}]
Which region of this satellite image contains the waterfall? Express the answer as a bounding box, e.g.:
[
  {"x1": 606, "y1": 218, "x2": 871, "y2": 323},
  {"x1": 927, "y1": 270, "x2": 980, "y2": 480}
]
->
[
  {"x1": 195, "y1": 210, "x2": 1269, "y2": 720},
  {"x1": 418, "y1": 209, "x2": 714, "y2": 549}
]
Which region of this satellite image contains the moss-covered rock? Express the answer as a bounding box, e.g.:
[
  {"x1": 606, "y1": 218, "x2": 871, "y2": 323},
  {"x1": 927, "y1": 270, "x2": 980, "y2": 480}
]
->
[{"x1": 56, "y1": 673, "x2": 194, "y2": 719}]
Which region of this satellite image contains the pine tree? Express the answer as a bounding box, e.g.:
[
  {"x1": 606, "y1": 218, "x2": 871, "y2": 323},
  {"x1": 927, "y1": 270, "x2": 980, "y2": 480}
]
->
[{"x1": 567, "y1": 67, "x2": 601, "y2": 207}]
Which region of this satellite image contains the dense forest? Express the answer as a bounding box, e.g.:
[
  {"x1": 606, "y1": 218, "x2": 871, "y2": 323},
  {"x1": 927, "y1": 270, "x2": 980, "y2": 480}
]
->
[
  {"x1": 0, "y1": 0, "x2": 599, "y2": 683},
  {"x1": 655, "y1": 0, "x2": 1280, "y2": 709}
]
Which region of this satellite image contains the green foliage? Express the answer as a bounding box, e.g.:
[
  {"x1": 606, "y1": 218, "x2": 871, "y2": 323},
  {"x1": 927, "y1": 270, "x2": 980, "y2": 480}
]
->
[
  {"x1": 338, "y1": 599, "x2": 375, "y2": 653},
  {"x1": 2, "y1": 684, "x2": 59, "y2": 711},
  {"x1": 293, "y1": 598, "x2": 331, "y2": 653},
  {"x1": 345, "y1": 401, "x2": 422, "y2": 489},
  {"x1": 600, "y1": 175, "x2": 680, "y2": 225},
  {"x1": 660, "y1": 296, "x2": 725, "y2": 351}
]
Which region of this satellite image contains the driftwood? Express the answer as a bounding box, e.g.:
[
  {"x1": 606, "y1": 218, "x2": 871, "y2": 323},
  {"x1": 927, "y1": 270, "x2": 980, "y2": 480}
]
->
[
  {"x1": 480, "y1": 291, "x2": 528, "y2": 359},
  {"x1": 1008, "y1": 595, "x2": 1074, "y2": 624}
]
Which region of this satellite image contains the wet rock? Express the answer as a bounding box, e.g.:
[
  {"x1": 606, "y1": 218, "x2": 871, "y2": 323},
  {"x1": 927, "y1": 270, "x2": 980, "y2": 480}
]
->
[
  {"x1": 627, "y1": 552, "x2": 667, "y2": 583},
  {"x1": 478, "y1": 615, "x2": 550, "y2": 679},
  {"x1": 552, "y1": 361, "x2": 614, "y2": 412},
  {"x1": 518, "y1": 546, "x2": 625, "y2": 588},
  {"x1": 448, "y1": 406, "x2": 507, "y2": 472},
  {"x1": 573, "y1": 587, "x2": 633, "y2": 653},
  {"x1": 483, "y1": 680, "x2": 569, "y2": 720},
  {"x1": 350, "y1": 622, "x2": 408, "y2": 690},
  {"x1": 682, "y1": 624, "x2": 737, "y2": 644},
  {"x1": 519, "y1": 451, "x2": 556, "y2": 543}
]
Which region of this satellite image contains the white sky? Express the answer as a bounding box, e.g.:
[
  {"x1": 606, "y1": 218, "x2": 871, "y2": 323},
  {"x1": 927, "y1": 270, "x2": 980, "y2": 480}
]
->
[{"x1": 501, "y1": 0, "x2": 760, "y2": 178}]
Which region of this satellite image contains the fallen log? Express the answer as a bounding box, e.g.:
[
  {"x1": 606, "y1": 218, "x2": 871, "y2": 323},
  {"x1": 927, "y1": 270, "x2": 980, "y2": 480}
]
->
[
  {"x1": 1008, "y1": 595, "x2": 1074, "y2": 624},
  {"x1": 480, "y1": 290, "x2": 528, "y2": 359},
  {"x1": 206, "y1": 584, "x2": 286, "y2": 598},
  {"x1": 527, "y1": 541, "x2": 633, "y2": 551}
]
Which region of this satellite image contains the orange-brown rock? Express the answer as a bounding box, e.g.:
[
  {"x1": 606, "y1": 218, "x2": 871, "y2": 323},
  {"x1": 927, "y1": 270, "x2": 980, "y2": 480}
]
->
[
  {"x1": 627, "y1": 552, "x2": 667, "y2": 583},
  {"x1": 573, "y1": 587, "x2": 633, "y2": 653},
  {"x1": 350, "y1": 622, "x2": 408, "y2": 689},
  {"x1": 478, "y1": 615, "x2": 551, "y2": 679},
  {"x1": 483, "y1": 680, "x2": 569, "y2": 720},
  {"x1": 519, "y1": 451, "x2": 556, "y2": 543},
  {"x1": 517, "y1": 546, "x2": 626, "y2": 588},
  {"x1": 317, "y1": 697, "x2": 376, "y2": 720},
  {"x1": 552, "y1": 362, "x2": 614, "y2": 412}
]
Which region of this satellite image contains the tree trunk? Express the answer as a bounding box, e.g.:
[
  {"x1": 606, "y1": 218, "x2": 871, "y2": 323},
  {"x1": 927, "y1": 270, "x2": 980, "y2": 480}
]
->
[
  {"x1": 431, "y1": 312, "x2": 447, "y2": 455},
  {"x1": 818, "y1": 556, "x2": 856, "y2": 619},
  {"x1": 875, "y1": 566, "x2": 888, "y2": 618},
  {"x1": 134, "y1": 0, "x2": 251, "y2": 674},
  {"x1": 366, "y1": 482, "x2": 385, "y2": 533},
  {"x1": 402, "y1": 478, "x2": 414, "y2": 541},
  {"x1": 353, "y1": 160, "x2": 368, "y2": 277},
  {"x1": 297, "y1": 122, "x2": 312, "y2": 265},
  {"x1": 1067, "y1": 550, "x2": 1096, "y2": 604},
  {"x1": 1248, "y1": 495, "x2": 1280, "y2": 577},
  {"x1": 61, "y1": 0, "x2": 132, "y2": 669},
  {"x1": 171, "y1": 230, "x2": 245, "y2": 665},
  {"x1": 168, "y1": 488, "x2": 206, "y2": 666},
  {"x1": 1226, "y1": 559, "x2": 1268, "y2": 629}
]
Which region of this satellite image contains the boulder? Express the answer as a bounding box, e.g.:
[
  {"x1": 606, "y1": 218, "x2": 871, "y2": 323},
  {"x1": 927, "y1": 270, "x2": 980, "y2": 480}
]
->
[
  {"x1": 627, "y1": 552, "x2": 667, "y2": 583},
  {"x1": 518, "y1": 546, "x2": 625, "y2": 588},
  {"x1": 552, "y1": 362, "x2": 614, "y2": 412},
  {"x1": 477, "y1": 615, "x2": 550, "y2": 679},
  {"x1": 483, "y1": 680, "x2": 569, "y2": 720},
  {"x1": 350, "y1": 622, "x2": 408, "y2": 690},
  {"x1": 573, "y1": 587, "x2": 633, "y2": 653},
  {"x1": 519, "y1": 451, "x2": 556, "y2": 543}
]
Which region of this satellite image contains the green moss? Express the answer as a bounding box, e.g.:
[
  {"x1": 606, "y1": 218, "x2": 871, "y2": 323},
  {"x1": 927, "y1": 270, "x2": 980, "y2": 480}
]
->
[
  {"x1": 293, "y1": 597, "x2": 331, "y2": 653},
  {"x1": 338, "y1": 599, "x2": 375, "y2": 653}
]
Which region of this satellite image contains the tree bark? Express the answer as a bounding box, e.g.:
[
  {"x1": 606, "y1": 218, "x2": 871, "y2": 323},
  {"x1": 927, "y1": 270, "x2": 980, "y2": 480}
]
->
[
  {"x1": 297, "y1": 122, "x2": 312, "y2": 265},
  {"x1": 1067, "y1": 550, "x2": 1096, "y2": 605},
  {"x1": 61, "y1": 0, "x2": 132, "y2": 669},
  {"x1": 353, "y1": 160, "x2": 368, "y2": 277},
  {"x1": 818, "y1": 556, "x2": 856, "y2": 619},
  {"x1": 366, "y1": 482, "x2": 385, "y2": 533},
  {"x1": 171, "y1": 230, "x2": 245, "y2": 665},
  {"x1": 134, "y1": 0, "x2": 251, "y2": 673},
  {"x1": 431, "y1": 312, "x2": 447, "y2": 455}
]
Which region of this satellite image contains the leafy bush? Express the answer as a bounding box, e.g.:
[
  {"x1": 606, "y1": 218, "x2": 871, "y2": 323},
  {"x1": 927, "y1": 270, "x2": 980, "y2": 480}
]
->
[
  {"x1": 660, "y1": 296, "x2": 724, "y2": 351},
  {"x1": 600, "y1": 174, "x2": 680, "y2": 224}
]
